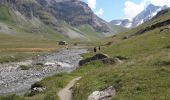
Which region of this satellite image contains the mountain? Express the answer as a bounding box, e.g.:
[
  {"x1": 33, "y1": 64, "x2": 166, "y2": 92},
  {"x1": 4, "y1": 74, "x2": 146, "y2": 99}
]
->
[
  {"x1": 0, "y1": 0, "x2": 113, "y2": 40},
  {"x1": 132, "y1": 4, "x2": 162, "y2": 27},
  {"x1": 5, "y1": 6, "x2": 170, "y2": 100},
  {"x1": 110, "y1": 4, "x2": 168, "y2": 28}
]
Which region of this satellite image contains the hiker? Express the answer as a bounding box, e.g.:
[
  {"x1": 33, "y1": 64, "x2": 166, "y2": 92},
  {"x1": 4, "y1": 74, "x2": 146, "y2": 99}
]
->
[
  {"x1": 98, "y1": 46, "x2": 101, "y2": 51},
  {"x1": 94, "y1": 47, "x2": 97, "y2": 53}
]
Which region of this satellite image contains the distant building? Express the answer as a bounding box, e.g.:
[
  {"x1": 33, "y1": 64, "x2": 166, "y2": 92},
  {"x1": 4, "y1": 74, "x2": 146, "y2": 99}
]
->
[{"x1": 58, "y1": 41, "x2": 68, "y2": 45}]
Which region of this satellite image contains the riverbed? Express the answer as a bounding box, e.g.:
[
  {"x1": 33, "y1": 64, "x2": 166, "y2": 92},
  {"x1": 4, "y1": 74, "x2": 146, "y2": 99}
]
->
[{"x1": 0, "y1": 48, "x2": 87, "y2": 95}]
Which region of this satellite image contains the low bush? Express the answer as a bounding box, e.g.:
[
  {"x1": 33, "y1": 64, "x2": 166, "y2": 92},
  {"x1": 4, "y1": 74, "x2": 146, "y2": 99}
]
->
[{"x1": 20, "y1": 65, "x2": 30, "y2": 70}]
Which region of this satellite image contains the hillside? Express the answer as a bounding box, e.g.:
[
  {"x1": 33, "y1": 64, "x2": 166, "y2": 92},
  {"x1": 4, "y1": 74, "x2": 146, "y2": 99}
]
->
[
  {"x1": 8, "y1": 7, "x2": 169, "y2": 100},
  {"x1": 0, "y1": 0, "x2": 115, "y2": 42},
  {"x1": 72, "y1": 8, "x2": 170, "y2": 100},
  {"x1": 0, "y1": 1, "x2": 170, "y2": 100}
]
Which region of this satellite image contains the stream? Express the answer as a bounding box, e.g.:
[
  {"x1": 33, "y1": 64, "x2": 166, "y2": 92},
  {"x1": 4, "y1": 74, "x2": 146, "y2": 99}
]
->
[{"x1": 0, "y1": 48, "x2": 87, "y2": 95}]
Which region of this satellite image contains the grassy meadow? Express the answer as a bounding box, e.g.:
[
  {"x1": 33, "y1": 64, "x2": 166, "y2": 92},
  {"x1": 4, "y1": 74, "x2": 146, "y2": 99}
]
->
[{"x1": 0, "y1": 4, "x2": 170, "y2": 100}]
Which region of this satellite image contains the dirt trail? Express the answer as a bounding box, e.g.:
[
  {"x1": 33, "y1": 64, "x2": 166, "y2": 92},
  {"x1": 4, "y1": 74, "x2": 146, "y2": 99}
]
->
[{"x1": 58, "y1": 77, "x2": 82, "y2": 100}]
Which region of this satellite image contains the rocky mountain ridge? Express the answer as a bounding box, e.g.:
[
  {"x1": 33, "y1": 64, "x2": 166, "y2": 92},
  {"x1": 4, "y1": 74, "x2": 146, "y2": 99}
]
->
[
  {"x1": 110, "y1": 4, "x2": 168, "y2": 28},
  {"x1": 0, "y1": 0, "x2": 113, "y2": 40}
]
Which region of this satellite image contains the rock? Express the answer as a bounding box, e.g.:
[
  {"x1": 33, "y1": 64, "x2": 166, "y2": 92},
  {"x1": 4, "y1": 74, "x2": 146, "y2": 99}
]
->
[
  {"x1": 88, "y1": 86, "x2": 116, "y2": 100},
  {"x1": 79, "y1": 53, "x2": 109, "y2": 66},
  {"x1": 32, "y1": 87, "x2": 46, "y2": 93},
  {"x1": 114, "y1": 58, "x2": 123, "y2": 64},
  {"x1": 122, "y1": 36, "x2": 129, "y2": 40},
  {"x1": 102, "y1": 58, "x2": 115, "y2": 64},
  {"x1": 79, "y1": 53, "x2": 125, "y2": 66},
  {"x1": 133, "y1": 19, "x2": 170, "y2": 36},
  {"x1": 92, "y1": 53, "x2": 109, "y2": 60},
  {"x1": 44, "y1": 62, "x2": 56, "y2": 66},
  {"x1": 160, "y1": 27, "x2": 170, "y2": 33}
]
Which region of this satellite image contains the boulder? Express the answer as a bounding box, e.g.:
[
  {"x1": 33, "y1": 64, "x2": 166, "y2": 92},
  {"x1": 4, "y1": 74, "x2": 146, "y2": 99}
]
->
[
  {"x1": 122, "y1": 36, "x2": 129, "y2": 40},
  {"x1": 79, "y1": 53, "x2": 125, "y2": 66},
  {"x1": 32, "y1": 87, "x2": 46, "y2": 93},
  {"x1": 102, "y1": 58, "x2": 115, "y2": 64},
  {"x1": 88, "y1": 86, "x2": 116, "y2": 100},
  {"x1": 79, "y1": 53, "x2": 109, "y2": 66},
  {"x1": 91, "y1": 53, "x2": 109, "y2": 60}
]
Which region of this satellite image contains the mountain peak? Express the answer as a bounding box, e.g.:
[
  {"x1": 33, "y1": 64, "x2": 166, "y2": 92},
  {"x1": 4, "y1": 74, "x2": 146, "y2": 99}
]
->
[
  {"x1": 146, "y1": 4, "x2": 160, "y2": 11},
  {"x1": 111, "y1": 4, "x2": 166, "y2": 28}
]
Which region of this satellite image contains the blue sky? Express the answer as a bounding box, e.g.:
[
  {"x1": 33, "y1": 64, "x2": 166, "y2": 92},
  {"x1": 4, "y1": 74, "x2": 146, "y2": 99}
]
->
[{"x1": 81, "y1": 0, "x2": 170, "y2": 22}]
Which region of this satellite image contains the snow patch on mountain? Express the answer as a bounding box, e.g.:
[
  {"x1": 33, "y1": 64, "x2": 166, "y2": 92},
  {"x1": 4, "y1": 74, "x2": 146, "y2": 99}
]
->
[{"x1": 111, "y1": 4, "x2": 168, "y2": 28}]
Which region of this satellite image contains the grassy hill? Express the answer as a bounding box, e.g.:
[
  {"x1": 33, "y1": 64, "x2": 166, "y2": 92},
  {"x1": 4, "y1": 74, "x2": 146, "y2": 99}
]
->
[
  {"x1": 7, "y1": 8, "x2": 169, "y2": 100},
  {"x1": 72, "y1": 8, "x2": 170, "y2": 100},
  {"x1": 111, "y1": 25, "x2": 129, "y2": 34},
  {"x1": 0, "y1": 5, "x2": 170, "y2": 100}
]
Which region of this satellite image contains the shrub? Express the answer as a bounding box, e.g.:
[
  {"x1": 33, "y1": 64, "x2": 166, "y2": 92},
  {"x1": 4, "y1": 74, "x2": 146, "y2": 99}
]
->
[
  {"x1": 35, "y1": 63, "x2": 44, "y2": 66},
  {"x1": 0, "y1": 56, "x2": 16, "y2": 63},
  {"x1": 20, "y1": 65, "x2": 29, "y2": 70}
]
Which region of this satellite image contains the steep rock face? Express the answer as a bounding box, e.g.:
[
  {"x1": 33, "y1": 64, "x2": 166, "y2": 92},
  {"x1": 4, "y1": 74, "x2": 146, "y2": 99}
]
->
[
  {"x1": 0, "y1": 0, "x2": 111, "y2": 34},
  {"x1": 0, "y1": 0, "x2": 39, "y2": 18},
  {"x1": 36, "y1": 0, "x2": 111, "y2": 33},
  {"x1": 132, "y1": 4, "x2": 162, "y2": 27}
]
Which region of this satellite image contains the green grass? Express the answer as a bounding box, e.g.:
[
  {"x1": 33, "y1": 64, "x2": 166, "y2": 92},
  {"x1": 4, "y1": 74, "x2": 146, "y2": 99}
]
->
[
  {"x1": 21, "y1": 9, "x2": 170, "y2": 100},
  {"x1": 23, "y1": 61, "x2": 104, "y2": 100},
  {"x1": 77, "y1": 24, "x2": 104, "y2": 40},
  {"x1": 0, "y1": 94, "x2": 24, "y2": 100},
  {"x1": 111, "y1": 25, "x2": 128, "y2": 34},
  {"x1": 0, "y1": 4, "x2": 170, "y2": 100},
  {"x1": 0, "y1": 6, "x2": 14, "y2": 23},
  {"x1": 0, "y1": 31, "x2": 63, "y2": 63},
  {"x1": 0, "y1": 32, "x2": 60, "y2": 63}
]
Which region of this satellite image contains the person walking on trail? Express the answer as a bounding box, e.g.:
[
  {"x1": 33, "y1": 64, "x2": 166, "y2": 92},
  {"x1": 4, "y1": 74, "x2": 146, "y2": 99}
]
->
[
  {"x1": 98, "y1": 46, "x2": 101, "y2": 51},
  {"x1": 94, "y1": 47, "x2": 97, "y2": 54}
]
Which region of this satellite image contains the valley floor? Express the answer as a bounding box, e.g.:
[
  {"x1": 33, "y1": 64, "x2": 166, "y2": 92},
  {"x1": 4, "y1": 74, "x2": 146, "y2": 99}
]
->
[{"x1": 0, "y1": 24, "x2": 170, "y2": 100}]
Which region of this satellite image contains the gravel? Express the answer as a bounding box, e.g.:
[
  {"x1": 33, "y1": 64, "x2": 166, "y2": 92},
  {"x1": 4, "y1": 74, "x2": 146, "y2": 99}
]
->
[{"x1": 0, "y1": 48, "x2": 87, "y2": 95}]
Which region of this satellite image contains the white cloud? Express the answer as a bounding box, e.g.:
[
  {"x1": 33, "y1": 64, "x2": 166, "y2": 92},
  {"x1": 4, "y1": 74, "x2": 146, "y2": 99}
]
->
[
  {"x1": 95, "y1": 8, "x2": 104, "y2": 16},
  {"x1": 87, "y1": 0, "x2": 96, "y2": 9},
  {"x1": 144, "y1": 0, "x2": 170, "y2": 7},
  {"x1": 124, "y1": 1, "x2": 144, "y2": 19},
  {"x1": 124, "y1": 0, "x2": 170, "y2": 19}
]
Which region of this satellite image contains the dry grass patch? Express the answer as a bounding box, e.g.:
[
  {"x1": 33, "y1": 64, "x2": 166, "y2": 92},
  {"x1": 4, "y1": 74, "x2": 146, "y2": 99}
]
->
[{"x1": 0, "y1": 48, "x2": 58, "y2": 52}]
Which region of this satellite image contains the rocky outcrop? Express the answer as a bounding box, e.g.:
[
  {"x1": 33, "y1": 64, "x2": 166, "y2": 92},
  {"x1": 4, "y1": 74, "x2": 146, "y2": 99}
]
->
[
  {"x1": 79, "y1": 53, "x2": 109, "y2": 66},
  {"x1": 38, "y1": 0, "x2": 111, "y2": 33},
  {"x1": 88, "y1": 86, "x2": 116, "y2": 100},
  {"x1": 133, "y1": 19, "x2": 170, "y2": 36},
  {"x1": 79, "y1": 53, "x2": 124, "y2": 66},
  {"x1": 110, "y1": 4, "x2": 168, "y2": 28},
  {"x1": 0, "y1": 0, "x2": 111, "y2": 34}
]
